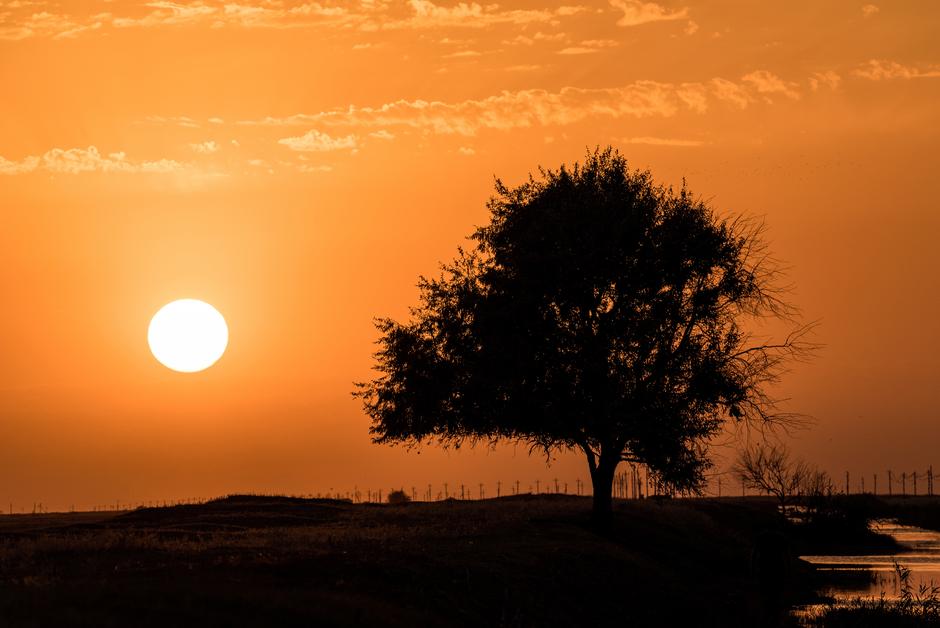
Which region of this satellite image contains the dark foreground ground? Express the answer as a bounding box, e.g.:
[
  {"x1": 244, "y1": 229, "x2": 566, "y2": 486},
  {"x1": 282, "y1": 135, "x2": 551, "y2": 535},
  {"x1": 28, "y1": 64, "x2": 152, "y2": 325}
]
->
[{"x1": 0, "y1": 494, "x2": 916, "y2": 628}]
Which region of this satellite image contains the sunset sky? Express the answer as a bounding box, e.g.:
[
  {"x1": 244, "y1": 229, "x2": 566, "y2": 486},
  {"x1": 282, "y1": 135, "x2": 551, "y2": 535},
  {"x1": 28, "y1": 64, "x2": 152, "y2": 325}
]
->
[{"x1": 2, "y1": 0, "x2": 939, "y2": 510}]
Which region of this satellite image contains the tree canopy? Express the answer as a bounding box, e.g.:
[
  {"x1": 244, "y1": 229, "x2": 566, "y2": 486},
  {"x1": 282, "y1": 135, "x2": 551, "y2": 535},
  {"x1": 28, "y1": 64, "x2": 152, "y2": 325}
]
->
[{"x1": 355, "y1": 147, "x2": 811, "y2": 518}]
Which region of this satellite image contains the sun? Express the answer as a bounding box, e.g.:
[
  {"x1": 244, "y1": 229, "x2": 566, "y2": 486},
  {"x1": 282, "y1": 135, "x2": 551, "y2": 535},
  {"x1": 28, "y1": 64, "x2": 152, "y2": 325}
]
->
[{"x1": 148, "y1": 299, "x2": 228, "y2": 373}]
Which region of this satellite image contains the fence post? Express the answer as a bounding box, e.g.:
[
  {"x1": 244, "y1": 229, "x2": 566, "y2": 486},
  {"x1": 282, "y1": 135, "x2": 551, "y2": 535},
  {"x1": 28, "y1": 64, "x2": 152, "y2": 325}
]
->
[
  {"x1": 889, "y1": 470, "x2": 893, "y2": 496},
  {"x1": 845, "y1": 471, "x2": 849, "y2": 495}
]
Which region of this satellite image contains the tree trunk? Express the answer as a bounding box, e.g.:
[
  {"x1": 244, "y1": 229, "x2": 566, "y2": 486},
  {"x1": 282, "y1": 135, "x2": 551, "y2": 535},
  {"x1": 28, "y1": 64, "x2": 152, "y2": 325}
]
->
[{"x1": 590, "y1": 456, "x2": 618, "y2": 522}]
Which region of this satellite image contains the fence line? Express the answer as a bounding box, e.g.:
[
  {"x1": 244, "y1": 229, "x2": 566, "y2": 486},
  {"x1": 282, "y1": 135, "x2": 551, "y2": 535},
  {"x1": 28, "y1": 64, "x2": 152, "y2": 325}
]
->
[{"x1": 5, "y1": 465, "x2": 936, "y2": 514}]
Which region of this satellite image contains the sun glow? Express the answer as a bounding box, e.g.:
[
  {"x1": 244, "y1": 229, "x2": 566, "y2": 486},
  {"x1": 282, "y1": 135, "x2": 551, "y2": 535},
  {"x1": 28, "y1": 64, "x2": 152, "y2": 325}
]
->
[{"x1": 148, "y1": 299, "x2": 228, "y2": 373}]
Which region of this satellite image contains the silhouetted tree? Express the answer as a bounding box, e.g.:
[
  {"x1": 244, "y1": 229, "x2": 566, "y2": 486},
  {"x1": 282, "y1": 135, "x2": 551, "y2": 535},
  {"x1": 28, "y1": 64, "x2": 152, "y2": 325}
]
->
[
  {"x1": 735, "y1": 442, "x2": 826, "y2": 510},
  {"x1": 355, "y1": 147, "x2": 811, "y2": 520}
]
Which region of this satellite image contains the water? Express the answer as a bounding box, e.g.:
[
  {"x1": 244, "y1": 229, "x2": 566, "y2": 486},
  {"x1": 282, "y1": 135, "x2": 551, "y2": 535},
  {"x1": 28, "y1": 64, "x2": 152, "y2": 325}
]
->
[{"x1": 800, "y1": 519, "x2": 940, "y2": 600}]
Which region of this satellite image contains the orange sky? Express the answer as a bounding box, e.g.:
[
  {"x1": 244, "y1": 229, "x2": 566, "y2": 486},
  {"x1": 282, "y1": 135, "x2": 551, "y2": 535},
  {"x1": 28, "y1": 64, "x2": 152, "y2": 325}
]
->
[{"x1": 1, "y1": 0, "x2": 939, "y2": 510}]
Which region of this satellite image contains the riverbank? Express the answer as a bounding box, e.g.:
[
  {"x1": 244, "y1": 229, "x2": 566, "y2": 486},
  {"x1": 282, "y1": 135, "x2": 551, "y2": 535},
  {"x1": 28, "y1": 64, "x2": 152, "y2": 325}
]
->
[{"x1": 0, "y1": 495, "x2": 885, "y2": 627}]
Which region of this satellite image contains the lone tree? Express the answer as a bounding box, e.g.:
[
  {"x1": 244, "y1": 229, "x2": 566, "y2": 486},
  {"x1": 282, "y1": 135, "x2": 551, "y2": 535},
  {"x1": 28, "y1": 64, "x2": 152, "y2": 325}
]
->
[{"x1": 355, "y1": 148, "x2": 810, "y2": 520}]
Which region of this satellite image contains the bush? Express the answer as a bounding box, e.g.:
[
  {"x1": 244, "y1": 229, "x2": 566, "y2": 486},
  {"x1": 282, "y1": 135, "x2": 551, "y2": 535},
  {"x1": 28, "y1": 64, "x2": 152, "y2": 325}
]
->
[{"x1": 387, "y1": 489, "x2": 411, "y2": 504}]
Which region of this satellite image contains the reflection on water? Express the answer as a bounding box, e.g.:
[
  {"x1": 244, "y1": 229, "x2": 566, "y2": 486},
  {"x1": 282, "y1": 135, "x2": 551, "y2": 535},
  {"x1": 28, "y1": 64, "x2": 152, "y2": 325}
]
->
[{"x1": 800, "y1": 520, "x2": 940, "y2": 600}]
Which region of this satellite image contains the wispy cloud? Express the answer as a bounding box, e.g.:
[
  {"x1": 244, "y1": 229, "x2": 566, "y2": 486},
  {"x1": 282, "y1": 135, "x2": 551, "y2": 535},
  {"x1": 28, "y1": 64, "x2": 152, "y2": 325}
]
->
[
  {"x1": 240, "y1": 73, "x2": 808, "y2": 138},
  {"x1": 557, "y1": 46, "x2": 598, "y2": 55},
  {"x1": 741, "y1": 70, "x2": 801, "y2": 100},
  {"x1": 1, "y1": 0, "x2": 585, "y2": 40},
  {"x1": 861, "y1": 4, "x2": 879, "y2": 18},
  {"x1": 808, "y1": 71, "x2": 841, "y2": 91},
  {"x1": 144, "y1": 115, "x2": 202, "y2": 128},
  {"x1": 852, "y1": 59, "x2": 940, "y2": 80},
  {"x1": 189, "y1": 140, "x2": 220, "y2": 154},
  {"x1": 246, "y1": 81, "x2": 694, "y2": 136},
  {"x1": 608, "y1": 0, "x2": 687, "y2": 27},
  {"x1": 708, "y1": 77, "x2": 752, "y2": 109},
  {"x1": 277, "y1": 129, "x2": 358, "y2": 151},
  {"x1": 624, "y1": 136, "x2": 704, "y2": 146},
  {"x1": 0, "y1": 146, "x2": 184, "y2": 175}
]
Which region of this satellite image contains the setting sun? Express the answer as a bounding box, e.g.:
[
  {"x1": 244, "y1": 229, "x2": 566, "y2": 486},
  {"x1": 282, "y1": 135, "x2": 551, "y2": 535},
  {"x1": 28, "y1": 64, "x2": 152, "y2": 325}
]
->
[{"x1": 147, "y1": 299, "x2": 228, "y2": 373}]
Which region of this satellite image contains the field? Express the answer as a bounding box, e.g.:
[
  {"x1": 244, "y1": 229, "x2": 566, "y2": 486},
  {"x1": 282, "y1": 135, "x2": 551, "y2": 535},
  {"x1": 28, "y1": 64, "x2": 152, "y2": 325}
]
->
[{"x1": 0, "y1": 494, "x2": 902, "y2": 627}]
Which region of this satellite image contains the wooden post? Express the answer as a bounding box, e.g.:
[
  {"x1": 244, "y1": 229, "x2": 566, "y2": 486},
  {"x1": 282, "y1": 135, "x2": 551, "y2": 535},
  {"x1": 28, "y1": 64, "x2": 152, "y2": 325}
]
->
[
  {"x1": 874, "y1": 474, "x2": 878, "y2": 496},
  {"x1": 914, "y1": 472, "x2": 918, "y2": 496},
  {"x1": 889, "y1": 470, "x2": 893, "y2": 496},
  {"x1": 496, "y1": 480, "x2": 501, "y2": 497},
  {"x1": 902, "y1": 472, "x2": 906, "y2": 496},
  {"x1": 718, "y1": 476, "x2": 722, "y2": 498},
  {"x1": 845, "y1": 471, "x2": 849, "y2": 495}
]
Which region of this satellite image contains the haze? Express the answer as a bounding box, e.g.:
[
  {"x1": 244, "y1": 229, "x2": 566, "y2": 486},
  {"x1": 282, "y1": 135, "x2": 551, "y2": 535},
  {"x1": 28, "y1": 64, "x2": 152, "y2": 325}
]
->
[{"x1": 1, "y1": 0, "x2": 938, "y2": 510}]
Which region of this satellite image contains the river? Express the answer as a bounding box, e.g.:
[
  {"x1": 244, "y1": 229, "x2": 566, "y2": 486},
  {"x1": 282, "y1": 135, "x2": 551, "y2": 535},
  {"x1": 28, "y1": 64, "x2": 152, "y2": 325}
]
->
[{"x1": 800, "y1": 519, "x2": 940, "y2": 600}]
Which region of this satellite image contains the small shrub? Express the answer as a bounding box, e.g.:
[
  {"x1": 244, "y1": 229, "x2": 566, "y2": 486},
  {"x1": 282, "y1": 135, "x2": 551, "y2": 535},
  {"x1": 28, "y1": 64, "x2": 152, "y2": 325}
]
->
[{"x1": 387, "y1": 490, "x2": 410, "y2": 505}]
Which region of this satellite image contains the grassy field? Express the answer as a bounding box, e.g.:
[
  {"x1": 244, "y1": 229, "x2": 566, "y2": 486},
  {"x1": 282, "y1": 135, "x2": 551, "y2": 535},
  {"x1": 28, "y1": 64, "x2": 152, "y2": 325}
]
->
[{"x1": 0, "y1": 494, "x2": 890, "y2": 627}]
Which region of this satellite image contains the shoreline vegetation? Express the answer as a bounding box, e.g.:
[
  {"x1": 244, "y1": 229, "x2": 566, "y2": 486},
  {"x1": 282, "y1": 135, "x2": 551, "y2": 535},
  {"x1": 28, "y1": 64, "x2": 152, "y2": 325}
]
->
[{"x1": 2, "y1": 494, "x2": 937, "y2": 627}]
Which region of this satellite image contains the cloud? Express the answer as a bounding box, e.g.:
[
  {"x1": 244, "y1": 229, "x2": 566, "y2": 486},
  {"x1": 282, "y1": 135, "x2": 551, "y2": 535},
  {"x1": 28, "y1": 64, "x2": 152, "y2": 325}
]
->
[
  {"x1": 371, "y1": 0, "x2": 578, "y2": 30},
  {"x1": 676, "y1": 82, "x2": 708, "y2": 113},
  {"x1": 580, "y1": 38, "x2": 618, "y2": 47},
  {"x1": 277, "y1": 129, "x2": 358, "y2": 151},
  {"x1": 0, "y1": 10, "x2": 88, "y2": 40},
  {"x1": 290, "y1": 3, "x2": 348, "y2": 17},
  {"x1": 189, "y1": 140, "x2": 219, "y2": 153},
  {"x1": 741, "y1": 70, "x2": 800, "y2": 100},
  {"x1": 504, "y1": 64, "x2": 541, "y2": 72},
  {"x1": 457, "y1": 146, "x2": 475, "y2": 155},
  {"x1": 144, "y1": 115, "x2": 201, "y2": 128},
  {"x1": 861, "y1": 4, "x2": 879, "y2": 18},
  {"x1": 248, "y1": 81, "x2": 696, "y2": 136},
  {"x1": 1, "y1": 0, "x2": 584, "y2": 40},
  {"x1": 682, "y1": 19, "x2": 697, "y2": 35},
  {"x1": 557, "y1": 46, "x2": 598, "y2": 55},
  {"x1": 443, "y1": 49, "x2": 482, "y2": 58},
  {"x1": 708, "y1": 77, "x2": 752, "y2": 109},
  {"x1": 608, "y1": 0, "x2": 688, "y2": 27},
  {"x1": 298, "y1": 163, "x2": 333, "y2": 172},
  {"x1": 235, "y1": 72, "x2": 816, "y2": 139},
  {"x1": 112, "y1": 1, "x2": 217, "y2": 28},
  {"x1": 0, "y1": 155, "x2": 39, "y2": 175},
  {"x1": 625, "y1": 136, "x2": 704, "y2": 146},
  {"x1": 0, "y1": 146, "x2": 184, "y2": 175},
  {"x1": 808, "y1": 71, "x2": 841, "y2": 91},
  {"x1": 852, "y1": 59, "x2": 940, "y2": 80},
  {"x1": 369, "y1": 129, "x2": 395, "y2": 139}
]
